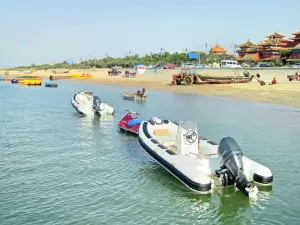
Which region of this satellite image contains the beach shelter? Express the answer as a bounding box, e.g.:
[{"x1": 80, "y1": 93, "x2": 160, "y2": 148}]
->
[{"x1": 134, "y1": 64, "x2": 147, "y2": 74}]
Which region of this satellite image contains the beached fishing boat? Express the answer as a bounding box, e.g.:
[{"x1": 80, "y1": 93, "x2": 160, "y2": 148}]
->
[
  {"x1": 197, "y1": 75, "x2": 249, "y2": 81},
  {"x1": 138, "y1": 118, "x2": 273, "y2": 197},
  {"x1": 71, "y1": 91, "x2": 115, "y2": 117},
  {"x1": 203, "y1": 79, "x2": 251, "y2": 84},
  {"x1": 68, "y1": 73, "x2": 95, "y2": 79},
  {"x1": 122, "y1": 88, "x2": 147, "y2": 102}
]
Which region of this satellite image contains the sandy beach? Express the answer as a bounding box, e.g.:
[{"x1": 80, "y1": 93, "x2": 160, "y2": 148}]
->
[{"x1": 1, "y1": 67, "x2": 300, "y2": 108}]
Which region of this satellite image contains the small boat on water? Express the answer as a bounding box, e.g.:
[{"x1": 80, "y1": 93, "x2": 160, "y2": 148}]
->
[
  {"x1": 45, "y1": 82, "x2": 58, "y2": 88},
  {"x1": 138, "y1": 118, "x2": 273, "y2": 197},
  {"x1": 11, "y1": 79, "x2": 19, "y2": 83},
  {"x1": 122, "y1": 88, "x2": 147, "y2": 102},
  {"x1": 19, "y1": 79, "x2": 42, "y2": 86},
  {"x1": 71, "y1": 91, "x2": 115, "y2": 117},
  {"x1": 118, "y1": 111, "x2": 143, "y2": 135}
]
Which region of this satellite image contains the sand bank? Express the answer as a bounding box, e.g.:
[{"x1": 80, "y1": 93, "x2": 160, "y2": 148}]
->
[{"x1": 1, "y1": 68, "x2": 300, "y2": 108}]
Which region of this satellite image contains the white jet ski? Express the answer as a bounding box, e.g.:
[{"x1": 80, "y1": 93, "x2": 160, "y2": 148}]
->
[
  {"x1": 71, "y1": 91, "x2": 115, "y2": 117},
  {"x1": 138, "y1": 118, "x2": 273, "y2": 197}
]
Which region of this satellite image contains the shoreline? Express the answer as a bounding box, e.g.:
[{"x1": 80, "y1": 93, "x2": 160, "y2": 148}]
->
[
  {"x1": 89, "y1": 78, "x2": 300, "y2": 108},
  {"x1": 1, "y1": 68, "x2": 300, "y2": 108}
]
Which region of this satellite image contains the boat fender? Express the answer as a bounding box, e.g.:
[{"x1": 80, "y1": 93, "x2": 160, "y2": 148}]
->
[{"x1": 142, "y1": 122, "x2": 152, "y2": 139}]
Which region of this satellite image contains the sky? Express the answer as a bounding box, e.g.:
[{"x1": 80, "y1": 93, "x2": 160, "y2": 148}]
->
[{"x1": 0, "y1": 0, "x2": 299, "y2": 67}]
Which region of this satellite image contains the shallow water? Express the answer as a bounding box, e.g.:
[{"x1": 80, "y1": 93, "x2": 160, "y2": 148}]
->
[{"x1": 0, "y1": 80, "x2": 299, "y2": 225}]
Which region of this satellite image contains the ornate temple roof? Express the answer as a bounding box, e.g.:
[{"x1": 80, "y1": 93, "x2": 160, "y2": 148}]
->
[
  {"x1": 266, "y1": 31, "x2": 286, "y2": 39},
  {"x1": 259, "y1": 39, "x2": 280, "y2": 46},
  {"x1": 210, "y1": 44, "x2": 227, "y2": 53},
  {"x1": 237, "y1": 40, "x2": 256, "y2": 48},
  {"x1": 280, "y1": 36, "x2": 293, "y2": 42},
  {"x1": 292, "y1": 31, "x2": 300, "y2": 36},
  {"x1": 245, "y1": 47, "x2": 258, "y2": 52},
  {"x1": 236, "y1": 53, "x2": 260, "y2": 61},
  {"x1": 293, "y1": 43, "x2": 300, "y2": 50}
]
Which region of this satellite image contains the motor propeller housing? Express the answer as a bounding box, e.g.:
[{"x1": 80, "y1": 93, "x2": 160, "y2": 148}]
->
[{"x1": 216, "y1": 137, "x2": 252, "y2": 196}]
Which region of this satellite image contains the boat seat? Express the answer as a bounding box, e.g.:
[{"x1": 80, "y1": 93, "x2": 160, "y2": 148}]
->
[{"x1": 153, "y1": 129, "x2": 169, "y2": 136}]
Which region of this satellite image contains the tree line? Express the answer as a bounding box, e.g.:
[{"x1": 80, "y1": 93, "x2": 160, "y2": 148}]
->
[{"x1": 12, "y1": 52, "x2": 236, "y2": 70}]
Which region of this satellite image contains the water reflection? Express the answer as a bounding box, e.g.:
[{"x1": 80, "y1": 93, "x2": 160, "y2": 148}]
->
[
  {"x1": 140, "y1": 157, "x2": 273, "y2": 224},
  {"x1": 71, "y1": 112, "x2": 115, "y2": 137}
]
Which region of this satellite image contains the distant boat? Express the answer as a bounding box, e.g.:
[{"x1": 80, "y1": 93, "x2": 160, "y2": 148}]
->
[
  {"x1": 122, "y1": 88, "x2": 147, "y2": 102},
  {"x1": 45, "y1": 82, "x2": 58, "y2": 88},
  {"x1": 71, "y1": 91, "x2": 115, "y2": 117},
  {"x1": 11, "y1": 79, "x2": 19, "y2": 83}
]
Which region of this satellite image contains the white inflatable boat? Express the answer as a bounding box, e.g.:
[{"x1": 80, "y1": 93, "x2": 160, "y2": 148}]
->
[
  {"x1": 138, "y1": 118, "x2": 273, "y2": 197},
  {"x1": 71, "y1": 91, "x2": 115, "y2": 117}
]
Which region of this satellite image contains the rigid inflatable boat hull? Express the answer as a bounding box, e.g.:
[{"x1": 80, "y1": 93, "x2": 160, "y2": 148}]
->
[
  {"x1": 138, "y1": 135, "x2": 211, "y2": 193},
  {"x1": 138, "y1": 121, "x2": 212, "y2": 193},
  {"x1": 71, "y1": 92, "x2": 115, "y2": 117},
  {"x1": 138, "y1": 120, "x2": 273, "y2": 194}
]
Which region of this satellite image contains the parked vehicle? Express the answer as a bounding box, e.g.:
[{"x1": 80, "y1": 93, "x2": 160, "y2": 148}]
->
[
  {"x1": 182, "y1": 63, "x2": 196, "y2": 68},
  {"x1": 162, "y1": 64, "x2": 176, "y2": 69},
  {"x1": 195, "y1": 64, "x2": 209, "y2": 68},
  {"x1": 220, "y1": 60, "x2": 241, "y2": 68},
  {"x1": 287, "y1": 72, "x2": 299, "y2": 81},
  {"x1": 108, "y1": 67, "x2": 122, "y2": 76},
  {"x1": 292, "y1": 63, "x2": 300, "y2": 68},
  {"x1": 256, "y1": 63, "x2": 271, "y2": 68}
]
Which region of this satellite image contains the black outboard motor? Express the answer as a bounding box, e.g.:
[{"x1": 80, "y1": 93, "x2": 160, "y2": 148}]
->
[
  {"x1": 92, "y1": 96, "x2": 101, "y2": 116},
  {"x1": 215, "y1": 137, "x2": 252, "y2": 196}
]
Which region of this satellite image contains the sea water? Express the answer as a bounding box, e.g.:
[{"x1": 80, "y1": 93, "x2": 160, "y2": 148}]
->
[{"x1": 0, "y1": 80, "x2": 299, "y2": 225}]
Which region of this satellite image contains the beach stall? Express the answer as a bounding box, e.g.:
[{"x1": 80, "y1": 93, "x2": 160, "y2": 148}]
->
[{"x1": 134, "y1": 64, "x2": 147, "y2": 74}]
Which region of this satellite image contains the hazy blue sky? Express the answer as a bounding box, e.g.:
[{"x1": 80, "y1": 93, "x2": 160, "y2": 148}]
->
[{"x1": 0, "y1": 0, "x2": 299, "y2": 67}]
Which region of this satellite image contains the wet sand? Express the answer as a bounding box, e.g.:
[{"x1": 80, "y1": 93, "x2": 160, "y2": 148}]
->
[{"x1": 1, "y1": 68, "x2": 300, "y2": 108}]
